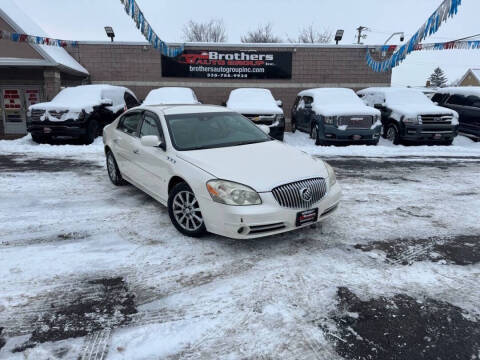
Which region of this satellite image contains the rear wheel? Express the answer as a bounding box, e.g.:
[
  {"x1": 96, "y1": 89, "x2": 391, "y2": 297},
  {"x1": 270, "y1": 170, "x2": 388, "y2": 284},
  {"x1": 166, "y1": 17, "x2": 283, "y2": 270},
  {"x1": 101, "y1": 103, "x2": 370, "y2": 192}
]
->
[
  {"x1": 386, "y1": 123, "x2": 401, "y2": 145},
  {"x1": 168, "y1": 183, "x2": 206, "y2": 238},
  {"x1": 106, "y1": 150, "x2": 125, "y2": 186}
]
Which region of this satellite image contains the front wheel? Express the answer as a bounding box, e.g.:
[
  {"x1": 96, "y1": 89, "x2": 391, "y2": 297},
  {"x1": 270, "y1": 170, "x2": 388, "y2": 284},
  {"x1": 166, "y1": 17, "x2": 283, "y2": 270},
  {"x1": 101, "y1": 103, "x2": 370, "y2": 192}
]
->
[
  {"x1": 386, "y1": 123, "x2": 401, "y2": 145},
  {"x1": 83, "y1": 120, "x2": 98, "y2": 145},
  {"x1": 311, "y1": 124, "x2": 324, "y2": 146},
  {"x1": 168, "y1": 183, "x2": 206, "y2": 238}
]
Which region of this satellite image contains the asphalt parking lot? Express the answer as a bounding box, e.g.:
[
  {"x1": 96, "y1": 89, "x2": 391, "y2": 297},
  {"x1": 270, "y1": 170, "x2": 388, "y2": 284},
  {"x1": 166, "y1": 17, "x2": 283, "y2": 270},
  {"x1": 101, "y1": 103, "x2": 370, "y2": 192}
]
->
[{"x1": 0, "y1": 137, "x2": 479, "y2": 360}]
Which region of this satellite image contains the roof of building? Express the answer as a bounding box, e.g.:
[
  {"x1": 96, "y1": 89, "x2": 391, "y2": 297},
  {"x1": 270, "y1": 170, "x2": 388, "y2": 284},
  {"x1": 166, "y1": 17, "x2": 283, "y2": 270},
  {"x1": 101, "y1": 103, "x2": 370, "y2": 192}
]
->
[
  {"x1": 0, "y1": 0, "x2": 88, "y2": 75},
  {"x1": 458, "y1": 68, "x2": 480, "y2": 85}
]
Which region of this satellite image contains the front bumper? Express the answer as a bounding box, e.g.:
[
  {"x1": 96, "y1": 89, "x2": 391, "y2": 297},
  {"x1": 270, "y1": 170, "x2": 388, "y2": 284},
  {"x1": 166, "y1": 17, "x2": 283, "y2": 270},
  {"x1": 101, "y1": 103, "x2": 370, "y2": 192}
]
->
[
  {"x1": 319, "y1": 124, "x2": 381, "y2": 144},
  {"x1": 198, "y1": 182, "x2": 342, "y2": 239},
  {"x1": 28, "y1": 120, "x2": 87, "y2": 137},
  {"x1": 401, "y1": 124, "x2": 458, "y2": 142}
]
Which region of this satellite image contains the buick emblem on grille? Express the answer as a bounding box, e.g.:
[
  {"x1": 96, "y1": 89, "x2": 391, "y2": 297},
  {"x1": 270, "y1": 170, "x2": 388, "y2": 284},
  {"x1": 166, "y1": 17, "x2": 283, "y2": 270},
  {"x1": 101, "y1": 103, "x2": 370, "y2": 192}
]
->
[{"x1": 299, "y1": 187, "x2": 313, "y2": 202}]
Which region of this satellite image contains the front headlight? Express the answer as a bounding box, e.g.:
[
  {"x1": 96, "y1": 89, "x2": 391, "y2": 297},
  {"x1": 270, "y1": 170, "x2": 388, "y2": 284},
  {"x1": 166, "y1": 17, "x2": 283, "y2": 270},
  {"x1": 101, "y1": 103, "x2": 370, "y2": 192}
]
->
[
  {"x1": 325, "y1": 162, "x2": 337, "y2": 187},
  {"x1": 206, "y1": 180, "x2": 262, "y2": 206},
  {"x1": 324, "y1": 116, "x2": 337, "y2": 125},
  {"x1": 275, "y1": 114, "x2": 285, "y2": 127},
  {"x1": 402, "y1": 116, "x2": 420, "y2": 125}
]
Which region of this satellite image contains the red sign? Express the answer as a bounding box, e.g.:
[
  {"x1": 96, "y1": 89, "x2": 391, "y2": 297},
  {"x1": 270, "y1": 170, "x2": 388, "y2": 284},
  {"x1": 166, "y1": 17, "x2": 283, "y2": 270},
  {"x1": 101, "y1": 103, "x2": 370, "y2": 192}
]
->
[{"x1": 3, "y1": 89, "x2": 22, "y2": 110}]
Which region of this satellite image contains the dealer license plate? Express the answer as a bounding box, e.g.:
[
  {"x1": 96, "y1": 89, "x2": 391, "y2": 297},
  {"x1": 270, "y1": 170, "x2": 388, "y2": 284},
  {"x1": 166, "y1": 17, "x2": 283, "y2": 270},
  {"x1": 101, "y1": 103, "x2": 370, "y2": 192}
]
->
[
  {"x1": 353, "y1": 135, "x2": 362, "y2": 141},
  {"x1": 296, "y1": 208, "x2": 319, "y2": 227},
  {"x1": 43, "y1": 127, "x2": 52, "y2": 134},
  {"x1": 433, "y1": 134, "x2": 442, "y2": 139}
]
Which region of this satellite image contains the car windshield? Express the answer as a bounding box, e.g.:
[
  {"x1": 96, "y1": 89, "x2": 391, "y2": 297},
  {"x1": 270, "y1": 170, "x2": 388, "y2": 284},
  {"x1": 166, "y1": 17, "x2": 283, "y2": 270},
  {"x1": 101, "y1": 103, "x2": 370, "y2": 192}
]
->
[
  {"x1": 165, "y1": 112, "x2": 272, "y2": 151},
  {"x1": 385, "y1": 90, "x2": 433, "y2": 105}
]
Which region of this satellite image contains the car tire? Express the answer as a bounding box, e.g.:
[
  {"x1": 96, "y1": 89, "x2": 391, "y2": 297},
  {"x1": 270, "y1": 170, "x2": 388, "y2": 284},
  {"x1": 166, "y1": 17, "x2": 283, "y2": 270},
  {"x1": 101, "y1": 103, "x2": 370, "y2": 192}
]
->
[
  {"x1": 168, "y1": 182, "x2": 207, "y2": 238},
  {"x1": 31, "y1": 134, "x2": 49, "y2": 144},
  {"x1": 106, "y1": 150, "x2": 126, "y2": 186},
  {"x1": 311, "y1": 124, "x2": 324, "y2": 146},
  {"x1": 83, "y1": 120, "x2": 98, "y2": 145},
  {"x1": 386, "y1": 123, "x2": 401, "y2": 145},
  {"x1": 381, "y1": 125, "x2": 388, "y2": 139}
]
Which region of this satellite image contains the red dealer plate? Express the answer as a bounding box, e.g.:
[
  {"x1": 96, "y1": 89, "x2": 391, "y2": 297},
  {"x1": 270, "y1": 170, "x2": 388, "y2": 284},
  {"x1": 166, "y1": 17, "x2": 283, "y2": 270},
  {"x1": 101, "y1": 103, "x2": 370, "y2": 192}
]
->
[
  {"x1": 43, "y1": 128, "x2": 52, "y2": 134},
  {"x1": 296, "y1": 208, "x2": 319, "y2": 227}
]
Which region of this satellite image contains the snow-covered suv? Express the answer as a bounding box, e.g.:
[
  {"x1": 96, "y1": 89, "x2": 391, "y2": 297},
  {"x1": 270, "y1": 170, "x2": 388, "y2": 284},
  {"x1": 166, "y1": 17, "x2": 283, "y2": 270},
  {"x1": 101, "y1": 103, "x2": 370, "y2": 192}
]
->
[
  {"x1": 291, "y1": 88, "x2": 382, "y2": 146},
  {"x1": 358, "y1": 87, "x2": 459, "y2": 145},
  {"x1": 226, "y1": 88, "x2": 285, "y2": 141},
  {"x1": 27, "y1": 85, "x2": 139, "y2": 144}
]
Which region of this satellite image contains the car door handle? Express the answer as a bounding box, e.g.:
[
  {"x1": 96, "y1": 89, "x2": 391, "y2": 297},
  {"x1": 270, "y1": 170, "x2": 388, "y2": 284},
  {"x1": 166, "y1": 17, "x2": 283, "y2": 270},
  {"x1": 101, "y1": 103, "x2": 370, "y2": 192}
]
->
[{"x1": 133, "y1": 149, "x2": 139, "y2": 154}]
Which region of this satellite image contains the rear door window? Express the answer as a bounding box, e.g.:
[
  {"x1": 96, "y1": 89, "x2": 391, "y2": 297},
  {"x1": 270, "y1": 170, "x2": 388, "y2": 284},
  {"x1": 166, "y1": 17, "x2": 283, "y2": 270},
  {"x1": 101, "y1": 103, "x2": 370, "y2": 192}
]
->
[
  {"x1": 118, "y1": 111, "x2": 142, "y2": 136},
  {"x1": 447, "y1": 94, "x2": 467, "y2": 106}
]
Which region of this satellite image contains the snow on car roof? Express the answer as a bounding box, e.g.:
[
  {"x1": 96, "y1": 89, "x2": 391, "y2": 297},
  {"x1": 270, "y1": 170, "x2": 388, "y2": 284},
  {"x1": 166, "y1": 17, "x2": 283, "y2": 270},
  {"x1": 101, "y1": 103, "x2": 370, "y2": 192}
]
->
[
  {"x1": 359, "y1": 87, "x2": 432, "y2": 105},
  {"x1": 143, "y1": 87, "x2": 200, "y2": 105},
  {"x1": 150, "y1": 104, "x2": 228, "y2": 116},
  {"x1": 227, "y1": 88, "x2": 275, "y2": 103},
  {"x1": 435, "y1": 87, "x2": 480, "y2": 97},
  {"x1": 0, "y1": 0, "x2": 88, "y2": 75},
  {"x1": 299, "y1": 88, "x2": 364, "y2": 105}
]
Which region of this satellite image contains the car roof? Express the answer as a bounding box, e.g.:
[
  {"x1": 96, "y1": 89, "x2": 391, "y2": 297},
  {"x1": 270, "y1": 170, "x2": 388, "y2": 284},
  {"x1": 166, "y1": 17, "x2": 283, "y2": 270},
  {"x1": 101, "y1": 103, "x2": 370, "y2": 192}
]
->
[
  {"x1": 434, "y1": 86, "x2": 480, "y2": 97},
  {"x1": 358, "y1": 87, "x2": 423, "y2": 95},
  {"x1": 141, "y1": 104, "x2": 230, "y2": 116},
  {"x1": 298, "y1": 88, "x2": 355, "y2": 97}
]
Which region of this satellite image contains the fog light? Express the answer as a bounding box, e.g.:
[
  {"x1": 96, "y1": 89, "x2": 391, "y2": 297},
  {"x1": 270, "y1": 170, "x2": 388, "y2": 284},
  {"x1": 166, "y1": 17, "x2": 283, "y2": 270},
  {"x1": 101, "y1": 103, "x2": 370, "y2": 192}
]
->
[{"x1": 238, "y1": 226, "x2": 247, "y2": 234}]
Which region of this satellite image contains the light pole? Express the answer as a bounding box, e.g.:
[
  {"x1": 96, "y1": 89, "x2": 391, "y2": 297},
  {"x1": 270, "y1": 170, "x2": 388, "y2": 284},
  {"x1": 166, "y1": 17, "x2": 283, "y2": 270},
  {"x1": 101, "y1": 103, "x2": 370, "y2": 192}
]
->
[{"x1": 382, "y1": 32, "x2": 405, "y2": 57}]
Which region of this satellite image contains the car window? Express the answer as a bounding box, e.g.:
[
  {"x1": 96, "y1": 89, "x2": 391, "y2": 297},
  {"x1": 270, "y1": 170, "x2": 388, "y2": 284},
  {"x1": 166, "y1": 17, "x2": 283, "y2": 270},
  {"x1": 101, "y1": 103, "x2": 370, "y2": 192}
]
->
[
  {"x1": 140, "y1": 112, "x2": 165, "y2": 142},
  {"x1": 118, "y1": 111, "x2": 142, "y2": 136},
  {"x1": 124, "y1": 92, "x2": 139, "y2": 109},
  {"x1": 431, "y1": 93, "x2": 446, "y2": 103},
  {"x1": 304, "y1": 96, "x2": 314, "y2": 105},
  {"x1": 447, "y1": 94, "x2": 467, "y2": 106},
  {"x1": 465, "y1": 95, "x2": 480, "y2": 108}
]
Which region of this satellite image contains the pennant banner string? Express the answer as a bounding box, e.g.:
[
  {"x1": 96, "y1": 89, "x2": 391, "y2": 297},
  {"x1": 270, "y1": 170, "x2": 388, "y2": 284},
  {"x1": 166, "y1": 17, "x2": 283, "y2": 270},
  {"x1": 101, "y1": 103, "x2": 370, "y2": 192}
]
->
[
  {"x1": 0, "y1": 29, "x2": 78, "y2": 48},
  {"x1": 366, "y1": 0, "x2": 463, "y2": 72},
  {"x1": 119, "y1": 0, "x2": 183, "y2": 58}
]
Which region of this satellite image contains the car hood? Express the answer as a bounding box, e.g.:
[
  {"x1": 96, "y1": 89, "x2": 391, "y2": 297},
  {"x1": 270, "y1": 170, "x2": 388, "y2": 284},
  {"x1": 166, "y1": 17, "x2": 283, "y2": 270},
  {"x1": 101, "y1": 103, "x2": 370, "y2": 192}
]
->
[
  {"x1": 226, "y1": 102, "x2": 283, "y2": 115},
  {"x1": 29, "y1": 102, "x2": 97, "y2": 112},
  {"x1": 313, "y1": 104, "x2": 380, "y2": 117},
  {"x1": 176, "y1": 141, "x2": 328, "y2": 192},
  {"x1": 388, "y1": 103, "x2": 457, "y2": 117}
]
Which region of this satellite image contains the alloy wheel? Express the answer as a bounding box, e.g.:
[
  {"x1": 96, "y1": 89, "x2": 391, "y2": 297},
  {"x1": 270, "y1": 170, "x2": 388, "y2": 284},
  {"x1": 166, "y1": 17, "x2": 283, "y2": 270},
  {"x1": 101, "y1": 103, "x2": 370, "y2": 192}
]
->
[
  {"x1": 107, "y1": 153, "x2": 117, "y2": 183},
  {"x1": 387, "y1": 127, "x2": 396, "y2": 142},
  {"x1": 172, "y1": 191, "x2": 204, "y2": 231}
]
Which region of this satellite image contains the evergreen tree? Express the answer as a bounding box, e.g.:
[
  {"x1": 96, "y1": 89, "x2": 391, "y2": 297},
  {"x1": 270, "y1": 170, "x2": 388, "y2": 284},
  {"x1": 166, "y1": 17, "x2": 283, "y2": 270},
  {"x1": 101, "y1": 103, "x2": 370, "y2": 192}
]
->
[{"x1": 428, "y1": 67, "x2": 448, "y2": 88}]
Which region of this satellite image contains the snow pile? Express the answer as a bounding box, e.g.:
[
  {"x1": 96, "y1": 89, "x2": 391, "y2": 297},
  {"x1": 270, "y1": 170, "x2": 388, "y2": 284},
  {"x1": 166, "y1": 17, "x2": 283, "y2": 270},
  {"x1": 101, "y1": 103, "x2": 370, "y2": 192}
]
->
[
  {"x1": 285, "y1": 132, "x2": 480, "y2": 157},
  {"x1": 143, "y1": 87, "x2": 200, "y2": 106},
  {"x1": 0, "y1": 135, "x2": 104, "y2": 157},
  {"x1": 227, "y1": 88, "x2": 283, "y2": 115}
]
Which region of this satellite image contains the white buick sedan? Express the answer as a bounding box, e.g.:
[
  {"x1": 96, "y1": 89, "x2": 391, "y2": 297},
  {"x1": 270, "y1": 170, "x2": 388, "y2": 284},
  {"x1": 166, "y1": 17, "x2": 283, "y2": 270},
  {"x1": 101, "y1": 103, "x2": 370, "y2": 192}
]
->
[{"x1": 103, "y1": 105, "x2": 341, "y2": 239}]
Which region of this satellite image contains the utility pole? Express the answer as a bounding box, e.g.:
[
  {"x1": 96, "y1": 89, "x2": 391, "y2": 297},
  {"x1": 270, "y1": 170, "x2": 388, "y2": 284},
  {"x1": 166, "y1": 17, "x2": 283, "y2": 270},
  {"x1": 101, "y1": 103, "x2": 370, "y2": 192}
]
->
[{"x1": 356, "y1": 26, "x2": 369, "y2": 44}]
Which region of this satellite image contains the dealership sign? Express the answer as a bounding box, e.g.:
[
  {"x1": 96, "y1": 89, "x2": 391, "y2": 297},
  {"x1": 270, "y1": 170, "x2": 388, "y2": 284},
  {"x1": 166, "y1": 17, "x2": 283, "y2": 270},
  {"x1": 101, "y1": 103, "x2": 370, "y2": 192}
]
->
[{"x1": 162, "y1": 50, "x2": 293, "y2": 79}]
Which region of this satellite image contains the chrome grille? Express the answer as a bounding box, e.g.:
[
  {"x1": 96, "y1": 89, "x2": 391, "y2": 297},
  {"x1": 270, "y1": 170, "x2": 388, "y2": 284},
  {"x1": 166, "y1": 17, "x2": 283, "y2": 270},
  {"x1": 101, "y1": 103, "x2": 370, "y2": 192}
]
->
[
  {"x1": 30, "y1": 109, "x2": 45, "y2": 121},
  {"x1": 337, "y1": 116, "x2": 373, "y2": 129},
  {"x1": 420, "y1": 114, "x2": 452, "y2": 124},
  {"x1": 48, "y1": 110, "x2": 68, "y2": 120},
  {"x1": 272, "y1": 178, "x2": 327, "y2": 209}
]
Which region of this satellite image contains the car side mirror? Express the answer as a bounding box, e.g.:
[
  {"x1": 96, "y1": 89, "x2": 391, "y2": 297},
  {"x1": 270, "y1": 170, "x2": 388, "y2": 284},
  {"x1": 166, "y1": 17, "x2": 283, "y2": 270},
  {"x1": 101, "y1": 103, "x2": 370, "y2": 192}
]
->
[
  {"x1": 257, "y1": 125, "x2": 270, "y2": 135},
  {"x1": 141, "y1": 135, "x2": 164, "y2": 149},
  {"x1": 276, "y1": 100, "x2": 283, "y2": 108},
  {"x1": 374, "y1": 104, "x2": 383, "y2": 109},
  {"x1": 101, "y1": 98, "x2": 113, "y2": 106}
]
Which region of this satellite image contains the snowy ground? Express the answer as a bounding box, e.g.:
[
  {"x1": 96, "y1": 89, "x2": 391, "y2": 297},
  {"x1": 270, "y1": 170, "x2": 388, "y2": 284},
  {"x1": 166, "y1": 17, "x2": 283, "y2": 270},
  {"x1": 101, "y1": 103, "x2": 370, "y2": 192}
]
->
[{"x1": 0, "y1": 134, "x2": 479, "y2": 360}]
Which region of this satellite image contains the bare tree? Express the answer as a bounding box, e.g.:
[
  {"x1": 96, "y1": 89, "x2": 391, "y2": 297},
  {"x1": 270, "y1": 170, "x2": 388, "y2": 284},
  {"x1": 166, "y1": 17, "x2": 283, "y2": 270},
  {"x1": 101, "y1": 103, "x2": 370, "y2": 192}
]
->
[
  {"x1": 241, "y1": 24, "x2": 282, "y2": 43},
  {"x1": 288, "y1": 25, "x2": 333, "y2": 44},
  {"x1": 182, "y1": 19, "x2": 227, "y2": 42}
]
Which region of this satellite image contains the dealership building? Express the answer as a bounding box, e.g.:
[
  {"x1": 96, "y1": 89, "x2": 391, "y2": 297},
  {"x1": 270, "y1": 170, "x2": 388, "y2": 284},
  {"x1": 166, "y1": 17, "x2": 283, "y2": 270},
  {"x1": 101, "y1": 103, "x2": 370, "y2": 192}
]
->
[{"x1": 0, "y1": 3, "x2": 391, "y2": 139}]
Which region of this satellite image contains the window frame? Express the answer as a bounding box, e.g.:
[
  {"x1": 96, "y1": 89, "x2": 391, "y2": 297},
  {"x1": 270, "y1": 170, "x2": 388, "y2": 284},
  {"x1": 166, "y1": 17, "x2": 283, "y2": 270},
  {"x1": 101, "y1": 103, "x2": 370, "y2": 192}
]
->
[
  {"x1": 139, "y1": 110, "x2": 166, "y2": 144},
  {"x1": 117, "y1": 110, "x2": 143, "y2": 137}
]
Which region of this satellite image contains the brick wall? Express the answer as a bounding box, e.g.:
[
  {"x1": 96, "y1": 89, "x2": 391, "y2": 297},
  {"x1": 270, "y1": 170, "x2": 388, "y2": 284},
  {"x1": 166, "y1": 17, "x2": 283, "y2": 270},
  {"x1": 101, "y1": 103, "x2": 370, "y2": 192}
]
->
[{"x1": 67, "y1": 43, "x2": 391, "y2": 125}]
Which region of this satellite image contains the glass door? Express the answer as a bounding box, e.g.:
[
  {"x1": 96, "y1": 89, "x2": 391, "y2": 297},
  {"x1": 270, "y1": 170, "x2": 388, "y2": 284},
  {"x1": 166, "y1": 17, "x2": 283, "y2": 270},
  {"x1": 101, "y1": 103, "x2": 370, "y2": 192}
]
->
[{"x1": 2, "y1": 88, "x2": 27, "y2": 135}]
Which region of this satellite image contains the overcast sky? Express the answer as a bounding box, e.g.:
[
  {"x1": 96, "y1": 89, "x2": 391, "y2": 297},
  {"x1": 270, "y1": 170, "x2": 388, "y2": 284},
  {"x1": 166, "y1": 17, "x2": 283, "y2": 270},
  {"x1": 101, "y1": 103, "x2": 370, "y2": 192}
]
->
[{"x1": 10, "y1": 0, "x2": 480, "y2": 86}]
